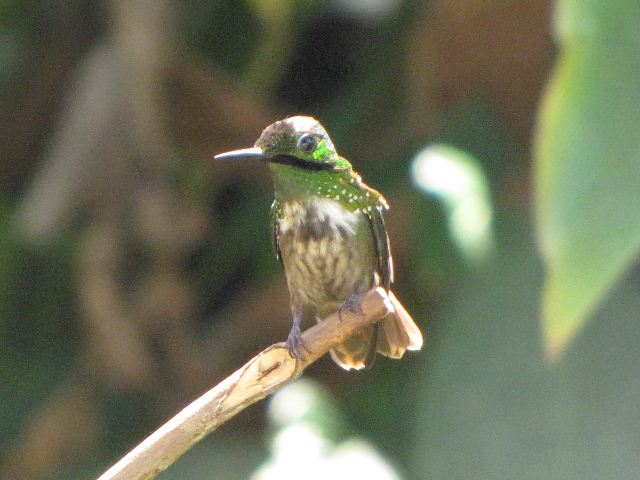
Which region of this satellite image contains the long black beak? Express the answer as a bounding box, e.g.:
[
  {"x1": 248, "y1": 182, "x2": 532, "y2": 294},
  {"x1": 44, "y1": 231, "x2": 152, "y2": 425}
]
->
[{"x1": 214, "y1": 147, "x2": 265, "y2": 161}]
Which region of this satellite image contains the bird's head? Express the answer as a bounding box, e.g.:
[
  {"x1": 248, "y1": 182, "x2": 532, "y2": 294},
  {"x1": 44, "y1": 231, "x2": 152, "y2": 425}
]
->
[{"x1": 215, "y1": 116, "x2": 351, "y2": 171}]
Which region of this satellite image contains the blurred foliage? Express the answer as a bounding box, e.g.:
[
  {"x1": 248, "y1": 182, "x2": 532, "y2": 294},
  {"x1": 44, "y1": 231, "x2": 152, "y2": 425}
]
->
[
  {"x1": 0, "y1": 216, "x2": 79, "y2": 444},
  {"x1": 253, "y1": 380, "x2": 401, "y2": 480},
  {"x1": 0, "y1": 0, "x2": 639, "y2": 479},
  {"x1": 412, "y1": 144, "x2": 494, "y2": 262},
  {"x1": 415, "y1": 214, "x2": 640, "y2": 479},
  {"x1": 535, "y1": 0, "x2": 640, "y2": 358}
]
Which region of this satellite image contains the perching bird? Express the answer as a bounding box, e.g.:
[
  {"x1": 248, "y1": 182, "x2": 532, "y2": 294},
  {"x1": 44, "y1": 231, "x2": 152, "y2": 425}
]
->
[{"x1": 215, "y1": 116, "x2": 422, "y2": 370}]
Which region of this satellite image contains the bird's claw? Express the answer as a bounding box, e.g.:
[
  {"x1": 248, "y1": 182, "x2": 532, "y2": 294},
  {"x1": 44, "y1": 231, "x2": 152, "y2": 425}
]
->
[
  {"x1": 338, "y1": 292, "x2": 364, "y2": 322},
  {"x1": 286, "y1": 326, "x2": 310, "y2": 359}
]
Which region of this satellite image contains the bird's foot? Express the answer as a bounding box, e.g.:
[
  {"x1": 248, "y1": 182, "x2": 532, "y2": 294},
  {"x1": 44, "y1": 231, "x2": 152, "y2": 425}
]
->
[
  {"x1": 338, "y1": 292, "x2": 364, "y2": 322},
  {"x1": 286, "y1": 325, "x2": 310, "y2": 359}
]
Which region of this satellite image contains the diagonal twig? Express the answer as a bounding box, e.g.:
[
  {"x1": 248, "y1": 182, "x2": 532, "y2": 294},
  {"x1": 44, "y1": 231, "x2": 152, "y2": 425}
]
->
[{"x1": 97, "y1": 287, "x2": 394, "y2": 480}]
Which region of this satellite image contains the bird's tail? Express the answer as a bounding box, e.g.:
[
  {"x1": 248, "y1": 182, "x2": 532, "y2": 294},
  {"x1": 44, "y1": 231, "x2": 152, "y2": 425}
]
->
[
  {"x1": 375, "y1": 291, "x2": 423, "y2": 359},
  {"x1": 328, "y1": 291, "x2": 423, "y2": 370}
]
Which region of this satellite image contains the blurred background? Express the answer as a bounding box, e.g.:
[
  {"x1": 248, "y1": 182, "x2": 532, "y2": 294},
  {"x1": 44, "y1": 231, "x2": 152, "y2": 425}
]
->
[{"x1": 2, "y1": 0, "x2": 640, "y2": 479}]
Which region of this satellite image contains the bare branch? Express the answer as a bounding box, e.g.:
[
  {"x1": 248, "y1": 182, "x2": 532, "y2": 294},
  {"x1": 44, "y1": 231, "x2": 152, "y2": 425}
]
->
[{"x1": 97, "y1": 287, "x2": 394, "y2": 480}]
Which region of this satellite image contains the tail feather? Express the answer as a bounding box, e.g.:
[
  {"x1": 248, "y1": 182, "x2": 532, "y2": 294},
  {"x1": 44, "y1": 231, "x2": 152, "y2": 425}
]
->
[
  {"x1": 329, "y1": 324, "x2": 377, "y2": 370},
  {"x1": 376, "y1": 291, "x2": 423, "y2": 358},
  {"x1": 328, "y1": 290, "x2": 423, "y2": 370},
  {"x1": 377, "y1": 314, "x2": 408, "y2": 358}
]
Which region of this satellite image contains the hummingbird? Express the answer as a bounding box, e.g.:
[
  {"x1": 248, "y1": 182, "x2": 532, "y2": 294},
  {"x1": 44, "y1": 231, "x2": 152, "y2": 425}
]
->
[{"x1": 215, "y1": 116, "x2": 423, "y2": 370}]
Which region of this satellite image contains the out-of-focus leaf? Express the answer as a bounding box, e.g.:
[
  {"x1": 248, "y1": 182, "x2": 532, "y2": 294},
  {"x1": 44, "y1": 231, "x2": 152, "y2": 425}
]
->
[
  {"x1": 535, "y1": 0, "x2": 640, "y2": 359},
  {"x1": 412, "y1": 144, "x2": 494, "y2": 263},
  {"x1": 254, "y1": 380, "x2": 402, "y2": 480},
  {"x1": 414, "y1": 216, "x2": 640, "y2": 480}
]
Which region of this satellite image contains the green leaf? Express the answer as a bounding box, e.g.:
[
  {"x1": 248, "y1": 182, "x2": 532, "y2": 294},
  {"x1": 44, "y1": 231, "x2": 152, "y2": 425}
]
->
[{"x1": 535, "y1": 0, "x2": 640, "y2": 359}]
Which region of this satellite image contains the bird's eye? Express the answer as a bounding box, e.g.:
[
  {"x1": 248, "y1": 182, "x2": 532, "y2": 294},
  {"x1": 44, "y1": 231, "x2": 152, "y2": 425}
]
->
[{"x1": 298, "y1": 134, "x2": 317, "y2": 153}]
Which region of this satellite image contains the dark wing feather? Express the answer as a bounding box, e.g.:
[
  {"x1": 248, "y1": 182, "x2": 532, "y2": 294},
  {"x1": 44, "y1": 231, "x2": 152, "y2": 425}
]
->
[
  {"x1": 357, "y1": 203, "x2": 392, "y2": 369},
  {"x1": 368, "y1": 206, "x2": 393, "y2": 291},
  {"x1": 269, "y1": 199, "x2": 283, "y2": 264}
]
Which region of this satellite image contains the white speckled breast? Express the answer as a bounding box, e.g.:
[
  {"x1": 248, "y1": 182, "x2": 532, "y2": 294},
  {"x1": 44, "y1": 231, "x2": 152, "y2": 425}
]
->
[{"x1": 278, "y1": 197, "x2": 376, "y2": 314}]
